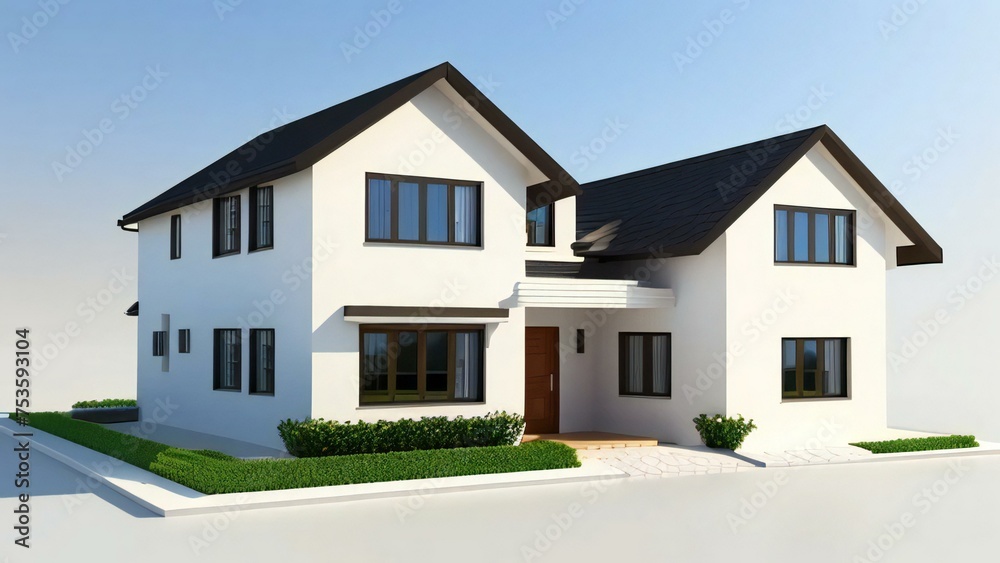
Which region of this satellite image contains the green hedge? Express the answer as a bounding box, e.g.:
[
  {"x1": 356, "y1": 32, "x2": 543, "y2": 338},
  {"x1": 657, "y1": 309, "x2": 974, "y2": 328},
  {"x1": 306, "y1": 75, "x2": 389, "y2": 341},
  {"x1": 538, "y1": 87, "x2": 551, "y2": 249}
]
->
[
  {"x1": 71, "y1": 399, "x2": 138, "y2": 409},
  {"x1": 851, "y1": 435, "x2": 979, "y2": 454},
  {"x1": 277, "y1": 411, "x2": 525, "y2": 457},
  {"x1": 26, "y1": 413, "x2": 578, "y2": 495}
]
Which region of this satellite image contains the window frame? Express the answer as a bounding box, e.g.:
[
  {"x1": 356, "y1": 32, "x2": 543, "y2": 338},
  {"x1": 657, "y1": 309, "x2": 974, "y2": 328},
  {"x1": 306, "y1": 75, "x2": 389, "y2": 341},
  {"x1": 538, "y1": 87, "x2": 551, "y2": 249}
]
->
[
  {"x1": 169, "y1": 214, "x2": 182, "y2": 260},
  {"x1": 213, "y1": 328, "x2": 242, "y2": 391},
  {"x1": 365, "y1": 173, "x2": 483, "y2": 247},
  {"x1": 249, "y1": 185, "x2": 274, "y2": 252},
  {"x1": 526, "y1": 203, "x2": 555, "y2": 247},
  {"x1": 249, "y1": 329, "x2": 275, "y2": 396},
  {"x1": 781, "y1": 337, "x2": 849, "y2": 400},
  {"x1": 618, "y1": 332, "x2": 672, "y2": 398},
  {"x1": 358, "y1": 324, "x2": 485, "y2": 405},
  {"x1": 178, "y1": 329, "x2": 190, "y2": 354},
  {"x1": 152, "y1": 331, "x2": 166, "y2": 357},
  {"x1": 213, "y1": 195, "x2": 242, "y2": 258},
  {"x1": 774, "y1": 205, "x2": 855, "y2": 266}
]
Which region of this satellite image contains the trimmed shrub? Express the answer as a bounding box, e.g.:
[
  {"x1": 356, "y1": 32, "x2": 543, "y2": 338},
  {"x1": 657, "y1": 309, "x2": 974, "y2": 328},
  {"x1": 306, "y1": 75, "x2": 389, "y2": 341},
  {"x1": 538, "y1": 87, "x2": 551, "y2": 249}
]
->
[
  {"x1": 25, "y1": 412, "x2": 575, "y2": 495},
  {"x1": 693, "y1": 414, "x2": 757, "y2": 450},
  {"x1": 71, "y1": 399, "x2": 137, "y2": 409},
  {"x1": 277, "y1": 411, "x2": 525, "y2": 458},
  {"x1": 851, "y1": 435, "x2": 978, "y2": 454}
]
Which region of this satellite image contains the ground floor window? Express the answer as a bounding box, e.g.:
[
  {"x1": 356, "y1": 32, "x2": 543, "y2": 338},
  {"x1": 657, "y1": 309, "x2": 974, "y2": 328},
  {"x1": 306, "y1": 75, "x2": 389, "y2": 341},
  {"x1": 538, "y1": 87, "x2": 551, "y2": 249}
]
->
[
  {"x1": 618, "y1": 333, "x2": 671, "y2": 397},
  {"x1": 214, "y1": 329, "x2": 241, "y2": 391},
  {"x1": 782, "y1": 338, "x2": 848, "y2": 399},
  {"x1": 360, "y1": 325, "x2": 484, "y2": 404},
  {"x1": 250, "y1": 329, "x2": 275, "y2": 395}
]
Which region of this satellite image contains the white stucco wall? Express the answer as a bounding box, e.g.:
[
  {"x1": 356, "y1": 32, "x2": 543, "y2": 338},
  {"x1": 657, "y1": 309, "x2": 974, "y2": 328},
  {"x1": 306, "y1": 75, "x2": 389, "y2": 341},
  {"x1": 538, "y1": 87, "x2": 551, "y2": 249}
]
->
[
  {"x1": 136, "y1": 170, "x2": 314, "y2": 448},
  {"x1": 308, "y1": 81, "x2": 548, "y2": 424},
  {"x1": 724, "y1": 145, "x2": 906, "y2": 451}
]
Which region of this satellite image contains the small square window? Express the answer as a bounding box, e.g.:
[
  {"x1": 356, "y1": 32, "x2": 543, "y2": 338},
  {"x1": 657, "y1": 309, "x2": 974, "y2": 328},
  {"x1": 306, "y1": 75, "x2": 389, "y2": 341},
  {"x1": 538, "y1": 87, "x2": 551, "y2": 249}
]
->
[{"x1": 619, "y1": 333, "x2": 671, "y2": 397}]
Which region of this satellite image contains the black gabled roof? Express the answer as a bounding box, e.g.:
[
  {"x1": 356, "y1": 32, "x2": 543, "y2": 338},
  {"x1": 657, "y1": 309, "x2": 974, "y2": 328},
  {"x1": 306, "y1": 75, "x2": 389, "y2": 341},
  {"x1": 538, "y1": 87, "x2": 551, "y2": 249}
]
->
[
  {"x1": 575, "y1": 125, "x2": 942, "y2": 266},
  {"x1": 119, "y1": 63, "x2": 579, "y2": 227}
]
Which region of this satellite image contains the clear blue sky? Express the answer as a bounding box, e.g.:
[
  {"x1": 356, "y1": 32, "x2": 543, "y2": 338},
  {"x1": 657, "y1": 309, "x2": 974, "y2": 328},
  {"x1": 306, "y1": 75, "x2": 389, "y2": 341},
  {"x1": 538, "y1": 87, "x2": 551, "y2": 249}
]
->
[{"x1": 2, "y1": 2, "x2": 999, "y2": 434}]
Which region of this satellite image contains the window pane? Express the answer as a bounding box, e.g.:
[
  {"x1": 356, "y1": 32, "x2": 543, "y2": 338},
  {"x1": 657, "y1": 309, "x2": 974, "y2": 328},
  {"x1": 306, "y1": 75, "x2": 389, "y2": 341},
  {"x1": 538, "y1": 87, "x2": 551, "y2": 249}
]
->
[
  {"x1": 527, "y1": 205, "x2": 552, "y2": 246},
  {"x1": 425, "y1": 332, "x2": 448, "y2": 392},
  {"x1": 454, "y1": 185, "x2": 478, "y2": 244},
  {"x1": 782, "y1": 340, "x2": 797, "y2": 394},
  {"x1": 454, "y1": 332, "x2": 482, "y2": 400},
  {"x1": 775, "y1": 210, "x2": 788, "y2": 261},
  {"x1": 824, "y1": 339, "x2": 846, "y2": 396},
  {"x1": 814, "y1": 213, "x2": 830, "y2": 263},
  {"x1": 367, "y1": 178, "x2": 392, "y2": 239},
  {"x1": 257, "y1": 187, "x2": 273, "y2": 247},
  {"x1": 362, "y1": 333, "x2": 388, "y2": 392},
  {"x1": 627, "y1": 336, "x2": 643, "y2": 393},
  {"x1": 426, "y1": 183, "x2": 449, "y2": 242},
  {"x1": 396, "y1": 332, "x2": 418, "y2": 391},
  {"x1": 835, "y1": 214, "x2": 849, "y2": 264},
  {"x1": 651, "y1": 335, "x2": 668, "y2": 395},
  {"x1": 398, "y1": 182, "x2": 420, "y2": 241},
  {"x1": 802, "y1": 339, "x2": 818, "y2": 393},
  {"x1": 793, "y1": 211, "x2": 809, "y2": 261}
]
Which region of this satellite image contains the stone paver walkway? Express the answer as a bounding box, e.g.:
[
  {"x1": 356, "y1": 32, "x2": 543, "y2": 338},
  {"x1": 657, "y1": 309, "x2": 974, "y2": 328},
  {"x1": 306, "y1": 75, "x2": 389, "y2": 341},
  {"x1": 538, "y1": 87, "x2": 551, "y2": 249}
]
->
[
  {"x1": 739, "y1": 446, "x2": 873, "y2": 467},
  {"x1": 578, "y1": 444, "x2": 756, "y2": 478}
]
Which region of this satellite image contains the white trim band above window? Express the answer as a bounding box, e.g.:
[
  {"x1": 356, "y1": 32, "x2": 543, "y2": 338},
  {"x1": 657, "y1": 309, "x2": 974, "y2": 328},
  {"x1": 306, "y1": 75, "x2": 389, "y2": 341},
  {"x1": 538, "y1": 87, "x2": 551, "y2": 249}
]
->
[{"x1": 343, "y1": 306, "x2": 509, "y2": 325}]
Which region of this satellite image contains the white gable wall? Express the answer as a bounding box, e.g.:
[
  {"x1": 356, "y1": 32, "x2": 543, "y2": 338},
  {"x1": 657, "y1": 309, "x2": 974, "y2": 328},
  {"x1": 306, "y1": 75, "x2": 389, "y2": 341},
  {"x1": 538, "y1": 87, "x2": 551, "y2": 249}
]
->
[
  {"x1": 724, "y1": 145, "x2": 905, "y2": 451},
  {"x1": 309, "y1": 82, "x2": 541, "y2": 423},
  {"x1": 135, "y1": 170, "x2": 314, "y2": 449}
]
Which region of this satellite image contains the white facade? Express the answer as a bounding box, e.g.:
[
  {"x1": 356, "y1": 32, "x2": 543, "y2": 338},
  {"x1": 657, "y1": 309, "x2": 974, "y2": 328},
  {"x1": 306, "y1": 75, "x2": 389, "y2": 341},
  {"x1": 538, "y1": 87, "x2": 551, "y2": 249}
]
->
[{"x1": 129, "y1": 75, "x2": 931, "y2": 452}]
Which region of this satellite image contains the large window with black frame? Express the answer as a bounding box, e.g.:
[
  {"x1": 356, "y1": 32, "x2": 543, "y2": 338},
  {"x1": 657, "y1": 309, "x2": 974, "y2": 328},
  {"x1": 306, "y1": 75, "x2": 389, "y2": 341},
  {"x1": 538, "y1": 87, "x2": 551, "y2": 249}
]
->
[
  {"x1": 775, "y1": 205, "x2": 854, "y2": 265},
  {"x1": 360, "y1": 325, "x2": 483, "y2": 404},
  {"x1": 782, "y1": 338, "x2": 848, "y2": 399},
  {"x1": 366, "y1": 173, "x2": 481, "y2": 246}
]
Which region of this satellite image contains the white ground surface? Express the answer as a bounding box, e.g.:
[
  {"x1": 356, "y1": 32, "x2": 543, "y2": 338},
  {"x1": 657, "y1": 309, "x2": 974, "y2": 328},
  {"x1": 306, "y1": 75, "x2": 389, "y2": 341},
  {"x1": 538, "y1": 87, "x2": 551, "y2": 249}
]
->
[{"x1": 2, "y1": 434, "x2": 998, "y2": 562}]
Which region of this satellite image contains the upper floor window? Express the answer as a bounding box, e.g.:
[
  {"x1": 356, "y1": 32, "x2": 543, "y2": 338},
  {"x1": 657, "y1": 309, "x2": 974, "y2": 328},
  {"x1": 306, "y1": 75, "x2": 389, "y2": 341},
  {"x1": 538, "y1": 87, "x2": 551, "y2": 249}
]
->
[
  {"x1": 213, "y1": 195, "x2": 241, "y2": 257},
  {"x1": 366, "y1": 173, "x2": 481, "y2": 246},
  {"x1": 775, "y1": 206, "x2": 854, "y2": 265},
  {"x1": 169, "y1": 215, "x2": 182, "y2": 259},
  {"x1": 782, "y1": 338, "x2": 848, "y2": 399},
  {"x1": 250, "y1": 186, "x2": 273, "y2": 251},
  {"x1": 526, "y1": 204, "x2": 554, "y2": 247}
]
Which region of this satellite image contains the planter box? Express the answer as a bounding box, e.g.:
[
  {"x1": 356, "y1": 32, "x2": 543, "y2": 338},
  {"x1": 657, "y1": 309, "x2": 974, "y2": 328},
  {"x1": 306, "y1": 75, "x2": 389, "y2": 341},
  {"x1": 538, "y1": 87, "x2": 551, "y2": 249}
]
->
[{"x1": 70, "y1": 406, "x2": 139, "y2": 424}]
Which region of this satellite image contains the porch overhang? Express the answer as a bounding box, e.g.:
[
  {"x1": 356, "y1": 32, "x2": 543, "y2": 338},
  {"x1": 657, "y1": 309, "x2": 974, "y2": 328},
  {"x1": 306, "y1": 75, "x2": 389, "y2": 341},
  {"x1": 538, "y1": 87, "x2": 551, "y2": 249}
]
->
[
  {"x1": 343, "y1": 305, "x2": 510, "y2": 324},
  {"x1": 514, "y1": 278, "x2": 674, "y2": 309}
]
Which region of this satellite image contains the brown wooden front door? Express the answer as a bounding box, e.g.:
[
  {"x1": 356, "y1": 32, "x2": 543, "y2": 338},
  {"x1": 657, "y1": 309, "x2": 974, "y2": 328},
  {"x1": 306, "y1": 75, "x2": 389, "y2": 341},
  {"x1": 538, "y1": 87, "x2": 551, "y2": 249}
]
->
[{"x1": 524, "y1": 327, "x2": 559, "y2": 435}]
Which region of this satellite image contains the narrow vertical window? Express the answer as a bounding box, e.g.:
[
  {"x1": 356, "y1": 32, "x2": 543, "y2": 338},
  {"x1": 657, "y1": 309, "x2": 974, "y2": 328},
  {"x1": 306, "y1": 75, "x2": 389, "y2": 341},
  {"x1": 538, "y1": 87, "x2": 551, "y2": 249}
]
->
[
  {"x1": 170, "y1": 215, "x2": 182, "y2": 259},
  {"x1": 426, "y1": 183, "x2": 449, "y2": 242},
  {"x1": 250, "y1": 329, "x2": 275, "y2": 395},
  {"x1": 454, "y1": 184, "x2": 479, "y2": 245},
  {"x1": 152, "y1": 331, "x2": 166, "y2": 356},
  {"x1": 214, "y1": 329, "x2": 241, "y2": 390},
  {"x1": 249, "y1": 186, "x2": 273, "y2": 251},
  {"x1": 178, "y1": 329, "x2": 191, "y2": 353},
  {"x1": 367, "y1": 178, "x2": 392, "y2": 240},
  {"x1": 213, "y1": 195, "x2": 241, "y2": 257},
  {"x1": 526, "y1": 204, "x2": 554, "y2": 247}
]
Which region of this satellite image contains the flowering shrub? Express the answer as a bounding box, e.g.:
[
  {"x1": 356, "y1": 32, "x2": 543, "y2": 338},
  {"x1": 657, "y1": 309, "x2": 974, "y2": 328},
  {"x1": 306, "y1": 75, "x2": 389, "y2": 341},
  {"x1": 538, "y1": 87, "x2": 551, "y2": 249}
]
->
[{"x1": 692, "y1": 414, "x2": 757, "y2": 450}]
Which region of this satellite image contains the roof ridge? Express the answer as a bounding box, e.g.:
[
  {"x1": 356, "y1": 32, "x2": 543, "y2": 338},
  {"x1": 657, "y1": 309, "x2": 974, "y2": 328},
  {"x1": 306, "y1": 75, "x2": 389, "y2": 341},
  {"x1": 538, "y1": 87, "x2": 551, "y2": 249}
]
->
[{"x1": 581, "y1": 125, "x2": 825, "y2": 190}]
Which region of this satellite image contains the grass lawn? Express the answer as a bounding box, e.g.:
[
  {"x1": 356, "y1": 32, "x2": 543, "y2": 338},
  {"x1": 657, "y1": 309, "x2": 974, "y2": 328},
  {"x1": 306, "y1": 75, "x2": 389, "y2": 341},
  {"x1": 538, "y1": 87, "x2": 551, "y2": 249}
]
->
[
  {"x1": 23, "y1": 412, "x2": 581, "y2": 495},
  {"x1": 850, "y1": 435, "x2": 979, "y2": 454}
]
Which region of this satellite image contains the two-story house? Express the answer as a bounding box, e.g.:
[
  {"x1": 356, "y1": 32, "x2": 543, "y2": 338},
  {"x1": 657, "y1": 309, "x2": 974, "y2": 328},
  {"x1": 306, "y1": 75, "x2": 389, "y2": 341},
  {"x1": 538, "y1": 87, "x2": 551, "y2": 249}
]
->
[{"x1": 118, "y1": 63, "x2": 941, "y2": 451}]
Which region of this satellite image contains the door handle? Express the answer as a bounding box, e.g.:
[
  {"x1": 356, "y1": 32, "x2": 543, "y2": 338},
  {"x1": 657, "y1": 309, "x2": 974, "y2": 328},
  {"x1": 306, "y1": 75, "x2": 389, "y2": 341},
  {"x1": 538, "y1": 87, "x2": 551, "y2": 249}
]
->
[{"x1": 550, "y1": 374, "x2": 554, "y2": 392}]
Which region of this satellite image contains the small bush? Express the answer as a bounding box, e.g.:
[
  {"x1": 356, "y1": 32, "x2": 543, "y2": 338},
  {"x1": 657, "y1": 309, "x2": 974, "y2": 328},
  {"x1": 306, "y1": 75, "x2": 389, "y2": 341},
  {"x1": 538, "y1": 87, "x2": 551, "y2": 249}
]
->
[
  {"x1": 72, "y1": 399, "x2": 137, "y2": 409},
  {"x1": 25, "y1": 412, "x2": 577, "y2": 495},
  {"x1": 851, "y1": 435, "x2": 978, "y2": 454},
  {"x1": 278, "y1": 411, "x2": 525, "y2": 458},
  {"x1": 693, "y1": 414, "x2": 757, "y2": 450}
]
